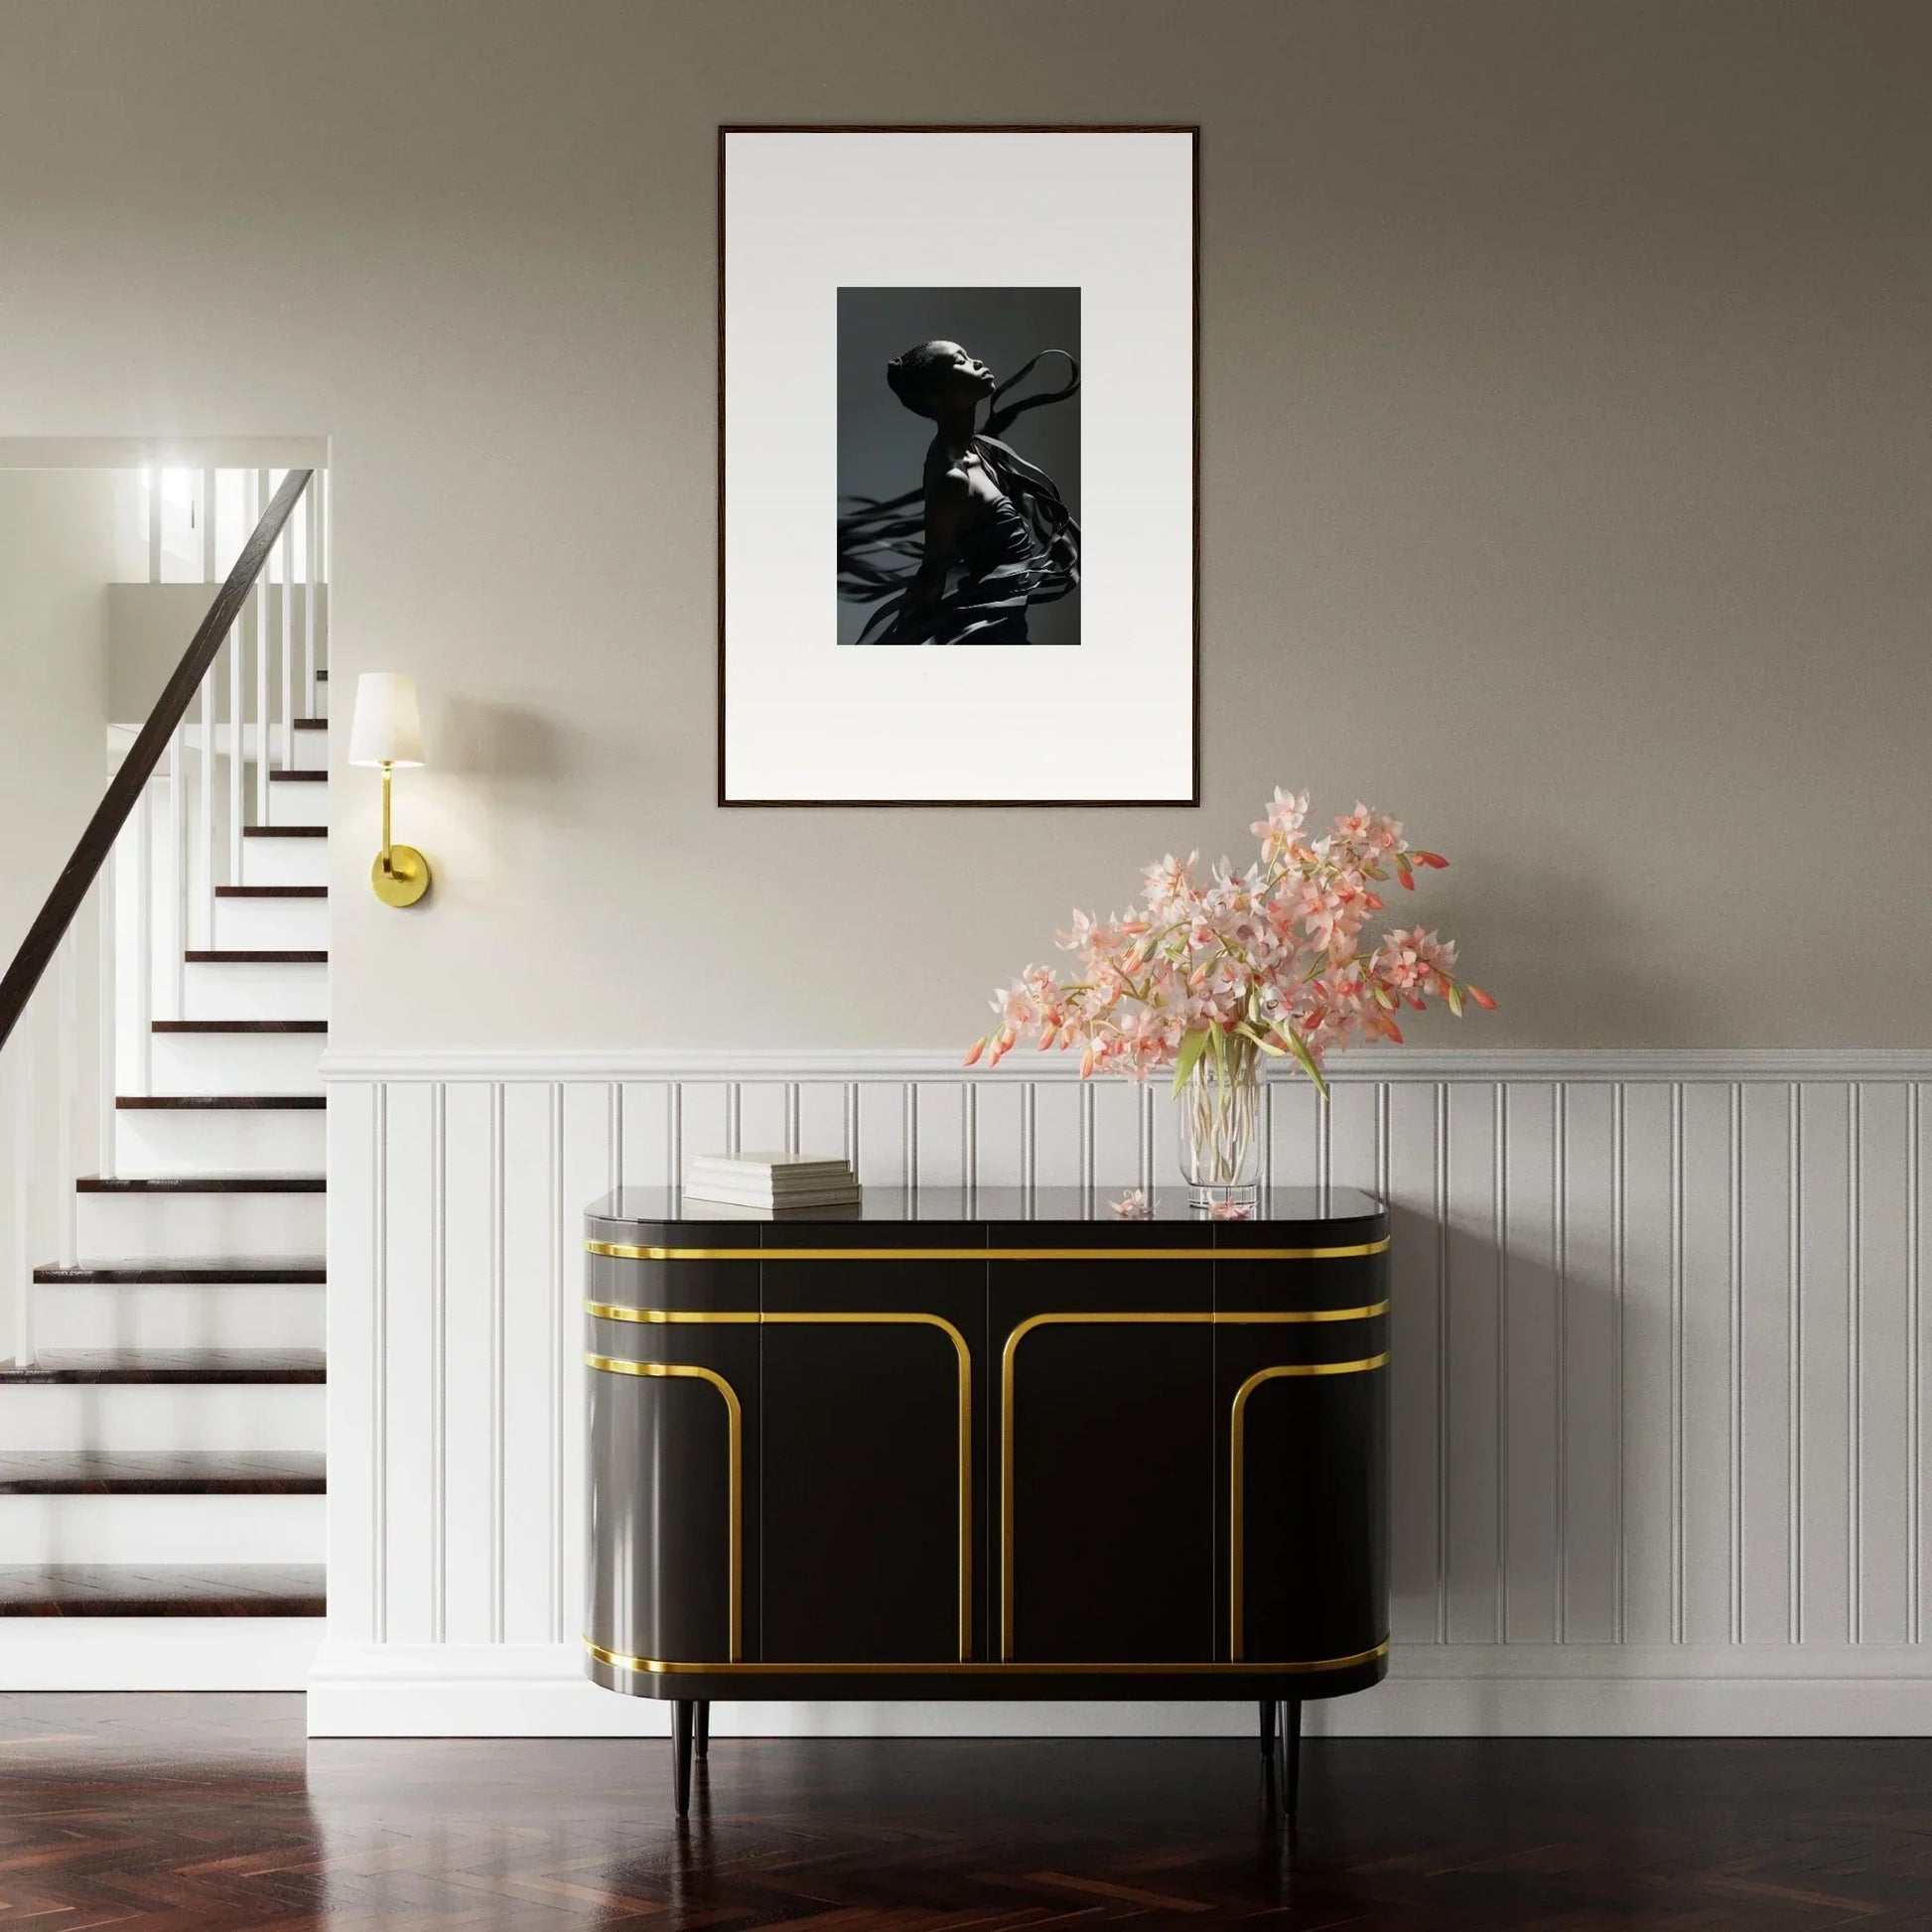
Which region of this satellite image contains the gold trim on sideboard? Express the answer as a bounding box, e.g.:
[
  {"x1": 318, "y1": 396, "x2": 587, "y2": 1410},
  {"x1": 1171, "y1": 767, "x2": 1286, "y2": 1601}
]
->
[
  {"x1": 585, "y1": 1636, "x2": 1390, "y2": 1677},
  {"x1": 583, "y1": 1354, "x2": 743, "y2": 1661},
  {"x1": 584, "y1": 1311, "x2": 974, "y2": 1661},
  {"x1": 586, "y1": 1239, "x2": 1390, "y2": 1264},
  {"x1": 997, "y1": 1311, "x2": 1390, "y2": 1660},
  {"x1": 1228, "y1": 1354, "x2": 1391, "y2": 1660}
]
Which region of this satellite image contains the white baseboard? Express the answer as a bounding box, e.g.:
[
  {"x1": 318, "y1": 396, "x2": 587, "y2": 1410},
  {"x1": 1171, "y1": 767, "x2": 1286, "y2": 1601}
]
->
[
  {"x1": 305, "y1": 1641, "x2": 1932, "y2": 1738},
  {"x1": 0, "y1": 1619, "x2": 323, "y2": 1690}
]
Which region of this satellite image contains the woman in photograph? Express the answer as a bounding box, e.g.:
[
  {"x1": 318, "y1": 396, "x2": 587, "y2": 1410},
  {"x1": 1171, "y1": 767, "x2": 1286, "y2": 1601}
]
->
[{"x1": 838, "y1": 343, "x2": 1079, "y2": 646}]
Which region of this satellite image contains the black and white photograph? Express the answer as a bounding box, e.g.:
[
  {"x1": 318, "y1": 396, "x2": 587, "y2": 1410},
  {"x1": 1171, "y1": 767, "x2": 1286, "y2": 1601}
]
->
[
  {"x1": 720, "y1": 126, "x2": 1196, "y2": 804},
  {"x1": 836, "y1": 287, "x2": 1080, "y2": 649}
]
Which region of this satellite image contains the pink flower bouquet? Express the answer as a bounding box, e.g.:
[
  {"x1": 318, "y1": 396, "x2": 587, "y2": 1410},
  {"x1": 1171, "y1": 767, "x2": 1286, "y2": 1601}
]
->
[{"x1": 966, "y1": 788, "x2": 1492, "y2": 1202}]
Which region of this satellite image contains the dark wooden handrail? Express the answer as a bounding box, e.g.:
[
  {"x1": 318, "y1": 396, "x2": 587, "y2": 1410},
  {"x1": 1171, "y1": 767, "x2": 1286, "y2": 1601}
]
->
[{"x1": 0, "y1": 469, "x2": 315, "y2": 1055}]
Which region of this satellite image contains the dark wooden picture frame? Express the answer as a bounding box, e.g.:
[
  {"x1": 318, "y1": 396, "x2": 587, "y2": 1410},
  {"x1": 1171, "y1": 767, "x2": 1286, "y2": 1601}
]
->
[{"x1": 717, "y1": 124, "x2": 1200, "y2": 809}]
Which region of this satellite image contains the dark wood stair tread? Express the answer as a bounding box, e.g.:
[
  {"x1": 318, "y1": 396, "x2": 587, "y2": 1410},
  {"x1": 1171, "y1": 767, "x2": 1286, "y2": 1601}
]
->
[
  {"x1": 152, "y1": 1020, "x2": 327, "y2": 1034},
  {"x1": 75, "y1": 1173, "x2": 325, "y2": 1192},
  {"x1": 33, "y1": 1258, "x2": 326, "y2": 1284},
  {"x1": 292, "y1": 717, "x2": 328, "y2": 731},
  {"x1": 0, "y1": 1450, "x2": 325, "y2": 1494},
  {"x1": 268, "y1": 769, "x2": 327, "y2": 781},
  {"x1": 0, "y1": 1349, "x2": 324, "y2": 1385},
  {"x1": 0, "y1": 1564, "x2": 325, "y2": 1617},
  {"x1": 243, "y1": 826, "x2": 326, "y2": 838},
  {"x1": 184, "y1": 949, "x2": 327, "y2": 963},
  {"x1": 117, "y1": 1095, "x2": 324, "y2": 1110},
  {"x1": 215, "y1": 886, "x2": 327, "y2": 897}
]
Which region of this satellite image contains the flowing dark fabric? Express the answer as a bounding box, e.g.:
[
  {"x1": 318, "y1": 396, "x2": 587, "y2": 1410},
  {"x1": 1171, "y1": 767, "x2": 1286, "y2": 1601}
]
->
[{"x1": 838, "y1": 349, "x2": 1081, "y2": 646}]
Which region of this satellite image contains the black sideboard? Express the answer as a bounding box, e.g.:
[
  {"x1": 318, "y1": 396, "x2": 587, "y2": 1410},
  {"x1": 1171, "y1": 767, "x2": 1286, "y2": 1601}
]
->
[{"x1": 583, "y1": 1185, "x2": 1390, "y2": 1816}]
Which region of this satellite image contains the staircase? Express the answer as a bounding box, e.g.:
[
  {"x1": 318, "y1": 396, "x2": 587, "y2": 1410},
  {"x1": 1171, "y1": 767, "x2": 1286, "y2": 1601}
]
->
[{"x1": 0, "y1": 469, "x2": 328, "y2": 1684}]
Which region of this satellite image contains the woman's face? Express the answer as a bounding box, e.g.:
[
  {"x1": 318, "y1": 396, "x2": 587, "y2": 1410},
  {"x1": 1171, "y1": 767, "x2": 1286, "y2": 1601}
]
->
[{"x1": 925, "y1": 342, "x2": 997, "y2": 408}]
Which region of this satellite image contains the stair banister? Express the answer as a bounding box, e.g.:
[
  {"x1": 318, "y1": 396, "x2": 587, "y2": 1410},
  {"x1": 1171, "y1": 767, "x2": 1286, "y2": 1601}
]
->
[{"x1": 0, "y1": 468, "x2": 313, "y2": 1056}]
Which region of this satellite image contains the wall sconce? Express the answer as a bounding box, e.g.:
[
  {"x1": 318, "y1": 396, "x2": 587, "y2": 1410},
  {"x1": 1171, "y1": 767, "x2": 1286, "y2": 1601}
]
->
[{"x1": 348, "y1": 672, "x2": 432, "y2": 907}]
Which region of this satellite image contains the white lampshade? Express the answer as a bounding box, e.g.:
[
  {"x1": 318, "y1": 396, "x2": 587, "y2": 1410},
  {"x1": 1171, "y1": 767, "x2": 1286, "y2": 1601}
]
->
[{"x1": 348, "y1": 672, "x2": 426, "y2": 768}]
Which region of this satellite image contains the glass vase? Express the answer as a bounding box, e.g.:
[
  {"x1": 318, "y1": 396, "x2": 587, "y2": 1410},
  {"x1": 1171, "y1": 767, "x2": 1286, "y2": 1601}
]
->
[{"x1": 1175, "y1": 1039, "x2": 1263, "y2": 1212}]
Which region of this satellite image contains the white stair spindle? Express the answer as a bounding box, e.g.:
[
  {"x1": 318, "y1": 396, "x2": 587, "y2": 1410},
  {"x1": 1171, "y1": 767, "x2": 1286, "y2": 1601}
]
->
[
  {"x1": 147, "y1": 468, "x2": 162, "y2": 584},
  {"x1": 170, "y1": 724, "x2": 189, "y2": 1014},
  {"x1": 198, "y1": 663, "x2": 215, "y2": 948},
  {"x1": 304, "y1": 476, "x2": 319, "y2": 712},
  {"x1": 281, "y1": 508, "x2": 294, "y2": 767},
  {"x1": 134, "y1": 779, "x2": 152, "y2": 1095},
  {"x1": 319, "y1": 468, "x2": 330, "y2": 682},
  {"x1": 9, "y1": 1027, "x2": 34, "y2": 1367},
  {"x1": 227, "y1": 618, "x2": 242, "y2": 886},
  {"x1": 97, "y1": 842, "x2": 116, "y2": 1181},
  {"x1": 256, "y1": 528, "x2": 272, "y2": 819},
  {"x1": 202, "y1": 466, "x2": 218, "y2": 582},
  {"x1": 57, "y1": 932, "x2": 76, "y2": 1270}
]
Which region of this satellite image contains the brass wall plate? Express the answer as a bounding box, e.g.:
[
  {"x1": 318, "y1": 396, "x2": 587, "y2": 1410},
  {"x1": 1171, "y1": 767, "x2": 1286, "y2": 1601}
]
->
[{"x1": 372, "y1": 844, "x2": 431, "y2": 907}]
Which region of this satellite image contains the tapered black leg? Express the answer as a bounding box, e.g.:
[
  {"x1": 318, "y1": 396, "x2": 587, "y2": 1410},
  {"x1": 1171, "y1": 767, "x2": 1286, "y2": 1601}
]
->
[
  {"x1": 672, "y1": 1700, "x2": 694, "y2": 1818},
  {"x1": 1280, "y1": 1699, "x2": 1302, "y2": 1821},
  {"x1": 1258, "y1": 1698, "x2": 1276, "y2": 1760},
  {"x1": 695, "y1": 1701, "x2": 710, "y2": 1762}
]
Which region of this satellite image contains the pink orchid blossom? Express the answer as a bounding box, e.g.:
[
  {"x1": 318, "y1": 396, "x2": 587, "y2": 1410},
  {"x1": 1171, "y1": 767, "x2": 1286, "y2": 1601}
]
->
[{"x1": 969, "y1": 786, "x2": 1491, "y2": 1096}]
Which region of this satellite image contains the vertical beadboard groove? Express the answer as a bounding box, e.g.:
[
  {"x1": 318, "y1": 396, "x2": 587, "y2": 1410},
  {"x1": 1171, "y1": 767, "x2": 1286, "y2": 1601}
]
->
[
  {"x1": 429, "y1": 1082, "x2": 447, "y2": 1645},
  {"x1": 1911, "y1": 1083, "x2": 1923, "y2": 1645},
  {"x1": 1849, "y1": 1088, "x2": 1863, "y2": 1641},
  {"x1": 488, "y1": 1079, "x2": 505, "y2": 1646},
  {"x1": 1434, "y1": 1080, "x2": 1450, "y2": 1645},
  {"x1": 547, "y1": 1081, "x2": 563, "y2": 1644},
  {"x1": 1612, "y1": 1079, "x2": 1627, "y2": 1645},
  {"x1": 1493, "y1": 1081, "x2": 1508, "y2": 1645},
  {"x1": 1789, "y1": 1081, "x2": 1804, "y2": 1645},
  {"x1": 329, "y1": 1058, "x2": 1932, "y2": 1702},
  {"x1": 370, "y1": 1081, "x2": 389, "y2": 1646},
  {"x1": 1555, "y1": 1082, "x2": 1569, "y2": 1642},
  {"x1": 1729, "y1": 1082, "x2": 1744, "y2": 1647},
  {"x1": 1669, "y1": 1082, "x2": 1685, "y2": 1644}
]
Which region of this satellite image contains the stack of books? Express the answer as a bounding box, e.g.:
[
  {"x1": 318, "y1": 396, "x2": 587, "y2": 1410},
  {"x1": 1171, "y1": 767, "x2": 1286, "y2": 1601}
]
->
[{"x1": 682, "y1": 1152, "x2": 861, "y2": 1213}]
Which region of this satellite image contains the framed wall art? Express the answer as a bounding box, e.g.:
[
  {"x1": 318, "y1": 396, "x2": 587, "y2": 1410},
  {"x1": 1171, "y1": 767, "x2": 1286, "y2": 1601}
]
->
[{"x1": 718, "y1": 125, "x2": 1198, "y2": 806}]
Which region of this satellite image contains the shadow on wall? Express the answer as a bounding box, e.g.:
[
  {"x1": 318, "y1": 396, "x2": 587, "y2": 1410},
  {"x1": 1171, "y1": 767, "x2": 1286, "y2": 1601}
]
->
[
  {"x1": 425, "y1": 694, "x2": 583, "y2": 892},
  {"x1": 1445, "y1": 847, "x2": 1725, "y2": 1045}
]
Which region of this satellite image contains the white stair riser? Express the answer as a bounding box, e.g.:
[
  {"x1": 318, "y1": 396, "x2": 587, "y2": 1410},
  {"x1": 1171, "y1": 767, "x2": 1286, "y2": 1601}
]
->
[
  {"x1": 267, "y1": 781, "x2": 329, "y2": 829},
  {"x1": 0, "y1": 1385, "x2": 324, "y2": 1452},
  {"x1": 0, "y1": 1494, "x2": 323, "y2": 1565},
  {"x1": 241, "y1": 838, "x2": 328, "y2": 889},
  {"x1": 115, "y1": 1107, "x2": 326, "y2": 1175},
  {"x1": 213, "y1": 896, "x2": 329, "y2": 951},
  {"x1": 34, "y1": 1284, "x2": 324, "y2": 1352},
  {"x1": 77, "y1": 1190, "x2": 326, "y2": 1263},
  {"x1": 290, "y1": 728, "x2": 329, "y2": 772},
  {"x1": 182, "y1": 959, "x2": 326, "y2": 1022},
  {"x1": 149, "y1": 1032, "x2": 323, "y2": 1095}
]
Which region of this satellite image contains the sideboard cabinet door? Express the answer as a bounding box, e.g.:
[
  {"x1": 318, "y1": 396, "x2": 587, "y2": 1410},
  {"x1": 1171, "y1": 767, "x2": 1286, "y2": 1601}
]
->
[
  {"x1": 992, "y1": 1238, "x2": 1216, "y2": 1664},
  {"x1": 1214, "y1": 1250, "x2": 1390, "y2": 1666},
  {"x1": 759, "y1": 1255, "x2": 987, "y2": 1664}
]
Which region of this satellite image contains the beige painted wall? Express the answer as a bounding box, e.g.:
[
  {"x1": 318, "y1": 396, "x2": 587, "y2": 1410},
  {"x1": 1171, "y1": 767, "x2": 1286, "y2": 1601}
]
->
[
  {"x1": 0, "y1": 0, "x2": 1924, "y2": 1049},
  {"x1": 0, "y1": 470, "x2": 114, "y2": 963}
]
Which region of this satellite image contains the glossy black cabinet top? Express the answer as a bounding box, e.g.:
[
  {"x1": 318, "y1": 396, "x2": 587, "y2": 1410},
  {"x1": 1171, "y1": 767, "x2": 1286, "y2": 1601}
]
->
[{"x1": 586, "y1": 1185, "x2": 1385, "y2": 1241}]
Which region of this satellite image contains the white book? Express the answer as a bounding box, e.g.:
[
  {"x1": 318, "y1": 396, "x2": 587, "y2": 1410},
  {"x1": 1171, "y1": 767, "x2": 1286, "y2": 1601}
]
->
[
  {"x1": 684, "y1": 1183, "x2": 863, "y2": 1210},
  {"x1": 687, "y1": 1152, "x2": 854, "y2": 1181}
]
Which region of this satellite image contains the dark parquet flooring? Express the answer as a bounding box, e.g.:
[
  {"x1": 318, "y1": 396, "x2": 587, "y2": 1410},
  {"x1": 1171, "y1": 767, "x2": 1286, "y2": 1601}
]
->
[{"x1": 1, "y1": 1695, "x2": 1929, "y2": 1927}]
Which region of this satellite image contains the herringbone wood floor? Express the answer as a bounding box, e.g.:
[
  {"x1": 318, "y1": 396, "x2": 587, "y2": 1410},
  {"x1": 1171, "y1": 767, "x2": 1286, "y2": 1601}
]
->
[{"x1": 0, "y1": 1696, "x2": 1928, "y2": 1927}]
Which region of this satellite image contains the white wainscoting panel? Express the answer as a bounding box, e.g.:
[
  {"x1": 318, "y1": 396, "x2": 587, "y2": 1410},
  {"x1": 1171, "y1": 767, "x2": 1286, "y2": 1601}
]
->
[{"x1": 311, "y1": 1049, "x2": 1932, "y2": 1735}]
